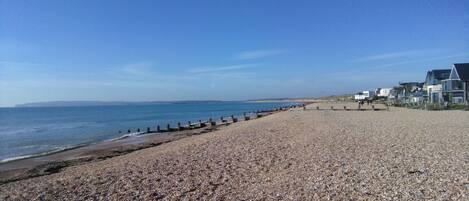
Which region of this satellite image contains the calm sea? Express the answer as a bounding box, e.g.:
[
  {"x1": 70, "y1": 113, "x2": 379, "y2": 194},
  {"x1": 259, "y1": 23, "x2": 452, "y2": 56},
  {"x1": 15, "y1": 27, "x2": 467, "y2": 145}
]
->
[{"x1": 0, "y1": 101, "x2": 295, "y2": 162}]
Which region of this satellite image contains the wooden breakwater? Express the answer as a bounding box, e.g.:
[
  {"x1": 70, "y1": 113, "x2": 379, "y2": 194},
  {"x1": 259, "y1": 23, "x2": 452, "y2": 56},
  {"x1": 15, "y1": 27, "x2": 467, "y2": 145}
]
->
[
  {"x1": 307, "y1": 104, "x2": 389, "y2": 111},
  {"x1": 120, "y1": 103, "x2": 306, "y2": 136}
]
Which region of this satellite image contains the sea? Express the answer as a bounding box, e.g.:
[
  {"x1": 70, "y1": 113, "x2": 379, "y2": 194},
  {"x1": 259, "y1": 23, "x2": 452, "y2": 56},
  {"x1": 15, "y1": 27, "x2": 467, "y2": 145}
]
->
[{"x1": 0, "y1": 101, "x2": 297, "y2": 162}]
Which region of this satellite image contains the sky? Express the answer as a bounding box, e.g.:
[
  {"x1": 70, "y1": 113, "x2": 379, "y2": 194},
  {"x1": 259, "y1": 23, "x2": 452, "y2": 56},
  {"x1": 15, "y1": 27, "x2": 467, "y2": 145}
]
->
[{"x1": 0, "y1": 0, "x2": 468, "y2": 107}]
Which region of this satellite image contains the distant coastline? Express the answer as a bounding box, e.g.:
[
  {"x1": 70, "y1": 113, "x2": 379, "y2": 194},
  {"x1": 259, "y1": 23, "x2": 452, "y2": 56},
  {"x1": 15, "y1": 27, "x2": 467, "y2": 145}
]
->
[
  {"x1": 15, "y1": 100, "x2": 225, "y2": 108},
  {"x1": 15, "y1": 99, "x2": 311, "y2": 108}
]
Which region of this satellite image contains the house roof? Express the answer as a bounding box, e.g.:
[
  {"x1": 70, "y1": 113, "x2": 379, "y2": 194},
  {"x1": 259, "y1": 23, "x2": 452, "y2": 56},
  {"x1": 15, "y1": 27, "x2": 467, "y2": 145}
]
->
[
  {"x1": 454, "y1": 63, "x2": 469, "y2": 81},
  {"x1": 429, "y1": 69, "x2": 451, "y2": 80},
  {"x1": 399, "y1": 82, "x2": 423, "y2": 87}
]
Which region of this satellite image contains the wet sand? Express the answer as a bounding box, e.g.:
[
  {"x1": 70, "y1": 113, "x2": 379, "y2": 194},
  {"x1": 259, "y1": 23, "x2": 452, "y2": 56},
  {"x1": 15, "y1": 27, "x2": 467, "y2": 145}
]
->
[{"x1": 1, "y1": 102, "x2": 468, "y2": 200}]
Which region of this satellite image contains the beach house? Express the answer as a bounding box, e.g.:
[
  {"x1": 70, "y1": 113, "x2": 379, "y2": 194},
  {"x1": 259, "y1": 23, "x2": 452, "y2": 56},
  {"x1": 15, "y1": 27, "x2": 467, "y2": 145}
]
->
[
  {"x1": 388, "y1": 86, "x2": 405, "y2": 105},
  {"x1": 376, "y1": 88, "x2": 392, "y2": 98},
  {"x1": 424, "y1": 69, "x2": 451, "y2": 104},
  {"x1": 398, "y1": 82, "x2": 424, "y2": 103},
  {"x1": 442, "y1": 63, "x2": 469, "y2": 104},
  {"x1": 354, "y1": 90, "x2": 375, "y2": 101}
]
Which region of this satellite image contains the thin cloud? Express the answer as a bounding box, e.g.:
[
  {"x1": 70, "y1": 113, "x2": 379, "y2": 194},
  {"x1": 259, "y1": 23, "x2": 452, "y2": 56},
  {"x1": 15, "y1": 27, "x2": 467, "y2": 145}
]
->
[
  {"x1": 120, "y1": 62, "x2": 155, "y2": 76},
  {"x1": 371, "y1": 52, "x2": 468, "y2": 69},
  {"x1": 109, "y1": 62, "x2": 169, "y2": 79},
  {"x1": 234, "y1": 49, "x2": 286, "y2": 60},
  {"x1": 353, "y1": 49, "x2": 445, "y2": 62},
  {"x1": 0, "y1": 61, "x2": 41, "y2": 67},
  {"x1": 188, "y1": 64, "x2": 259, "y2": 73}
]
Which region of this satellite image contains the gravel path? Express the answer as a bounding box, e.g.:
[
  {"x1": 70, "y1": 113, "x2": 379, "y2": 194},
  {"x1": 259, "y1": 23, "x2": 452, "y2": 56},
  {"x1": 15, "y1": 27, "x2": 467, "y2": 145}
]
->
[{"x1": 1, "y1": 103, "x2": 468, "y2": 200}]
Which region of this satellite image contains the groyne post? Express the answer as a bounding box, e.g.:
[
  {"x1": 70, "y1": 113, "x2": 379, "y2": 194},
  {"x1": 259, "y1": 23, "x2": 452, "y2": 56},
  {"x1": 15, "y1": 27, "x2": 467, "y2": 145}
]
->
[
  {"x1": 209, "y1": 118, "x2": 216, "y2": 126},
  {"x1": 157, "y1": 125, "x2": 160, "y2": 132},
  {"x1": 137, "y1": 128, "x2": 140, "y2": 132},
  {"x1": 167, "y1": 124, "x2": 170, "y2": 131},
  {"x1": 147, "y1": 127, "x2": 150, "y2": 133},
  {"x1": 231, "y1": 115, "x2": 238, "y2": 123}
]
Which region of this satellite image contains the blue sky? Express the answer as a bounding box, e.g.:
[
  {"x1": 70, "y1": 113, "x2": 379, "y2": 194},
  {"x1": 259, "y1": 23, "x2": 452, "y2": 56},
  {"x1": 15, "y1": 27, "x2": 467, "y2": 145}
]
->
[{"x1": 0, "y1": 0, "x2": 468, "y2": 107}]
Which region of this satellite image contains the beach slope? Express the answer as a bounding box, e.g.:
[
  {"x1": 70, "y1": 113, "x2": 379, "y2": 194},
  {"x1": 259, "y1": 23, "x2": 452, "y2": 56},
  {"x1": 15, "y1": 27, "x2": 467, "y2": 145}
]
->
[{"x1": 1, "y1": 103, "x2": 468, "y2": 200}]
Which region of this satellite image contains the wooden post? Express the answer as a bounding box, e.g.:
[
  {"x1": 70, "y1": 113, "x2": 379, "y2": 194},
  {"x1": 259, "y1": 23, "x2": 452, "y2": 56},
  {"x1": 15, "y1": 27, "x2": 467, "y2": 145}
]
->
[
  {"x1": 137, "y1": 128, "x2": 140, "y2": 132},
  {"x1": 167, "y1": 124, "x2": 170, "y2": 131},
  {"x1": 157, "y1": 125, "x2": 160, "y2": 132},
  {"x1": 147, "y1": 127, "x2": 150, "y2": 133},
  {"x1": 207, "y1": 118, "x2": 214, "y2": 126},
  {"x1": 128, "y1": 129, "x2": 131, "y2": 133}
]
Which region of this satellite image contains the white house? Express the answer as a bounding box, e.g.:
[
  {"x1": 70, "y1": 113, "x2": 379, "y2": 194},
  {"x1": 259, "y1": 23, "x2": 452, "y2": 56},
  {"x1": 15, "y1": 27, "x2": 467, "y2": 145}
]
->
[
  {"x1": 354, "y1": 90, "x2": 375, "y2": 100},
  {"x1": 376, "y1": 88, "x2": 392, "y2": 98},
  {"x1": 424, "y1": 69, "x2": 451, "y2": 104},
  {"x1": 442, "y1": 63, "x2": 469, "y2": 104}
]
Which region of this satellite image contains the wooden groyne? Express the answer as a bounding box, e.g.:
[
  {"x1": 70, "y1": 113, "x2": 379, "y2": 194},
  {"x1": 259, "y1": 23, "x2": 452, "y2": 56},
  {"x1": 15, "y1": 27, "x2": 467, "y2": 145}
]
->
[
  {"x1": 119, "y1": 103, "x2": 306, "y2": 136},
  {"x1": 310, "y1": 104, "x2": 389, "y2": 111}
]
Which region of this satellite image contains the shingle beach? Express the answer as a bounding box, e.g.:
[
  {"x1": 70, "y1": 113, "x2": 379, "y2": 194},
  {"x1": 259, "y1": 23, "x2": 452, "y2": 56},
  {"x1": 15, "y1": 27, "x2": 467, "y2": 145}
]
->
[{"x1": 1, "y1": 103, "x2": 468, "y2": 200}]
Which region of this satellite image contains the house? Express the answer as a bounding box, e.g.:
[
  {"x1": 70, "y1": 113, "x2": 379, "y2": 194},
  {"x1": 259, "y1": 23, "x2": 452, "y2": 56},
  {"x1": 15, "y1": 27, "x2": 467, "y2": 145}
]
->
[
  {"x1": 354, "y1": 90, "x2": 375, "y2": 101},
  {"x1": 376, "y1": 88, "x2": 392, "y2": 98},
  {"x1": 399, "y1": 82, "x2": 424, "y2": 103},
  {"x1": 388, "y1": 86, "x2": 405, "y2": 105},
  {"x1": 411, "y1": 91, "x2": 425, "y2": 103},
  {"x1": 424, "y1": 69, "x2": 451, "y2": 104},
  {"x1": 442, "y1": 63, "x2": 469, "y2": 104}
]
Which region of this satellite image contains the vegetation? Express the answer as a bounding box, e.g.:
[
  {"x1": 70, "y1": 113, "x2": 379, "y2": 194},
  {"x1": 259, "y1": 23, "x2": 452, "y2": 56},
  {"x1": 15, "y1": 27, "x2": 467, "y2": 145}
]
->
[{"x1": 396, "y1": 102, "x2": 468, "y2": 111}]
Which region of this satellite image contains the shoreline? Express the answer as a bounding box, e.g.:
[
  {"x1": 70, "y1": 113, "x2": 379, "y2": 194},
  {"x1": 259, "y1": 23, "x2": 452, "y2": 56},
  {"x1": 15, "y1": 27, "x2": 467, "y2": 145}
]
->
[{"x1": 0, "y1": 105, "x2": 304, "y2": 184}]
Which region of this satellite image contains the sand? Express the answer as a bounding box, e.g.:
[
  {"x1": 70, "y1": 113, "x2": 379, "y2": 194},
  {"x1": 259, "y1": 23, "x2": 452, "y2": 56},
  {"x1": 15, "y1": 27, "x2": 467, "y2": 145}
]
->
[{"x1": 1, "y1": 102, "x2": 468, "y2": 200}]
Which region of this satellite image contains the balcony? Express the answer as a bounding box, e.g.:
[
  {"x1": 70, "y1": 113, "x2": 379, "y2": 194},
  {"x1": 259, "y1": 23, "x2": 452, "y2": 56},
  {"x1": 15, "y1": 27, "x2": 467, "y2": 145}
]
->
[{"x1": 442, "y1": 80, "x2": 464, "y2": 92}]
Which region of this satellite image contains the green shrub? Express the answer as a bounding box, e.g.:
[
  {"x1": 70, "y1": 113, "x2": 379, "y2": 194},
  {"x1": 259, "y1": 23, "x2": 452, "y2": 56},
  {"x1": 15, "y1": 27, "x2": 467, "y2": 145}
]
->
[
  {"x1": 426, "y1": 103, "x2": 443, "y2": 110},
  {"x1": 447, "y1": 104, "x2": 468, "y2": 110}
]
